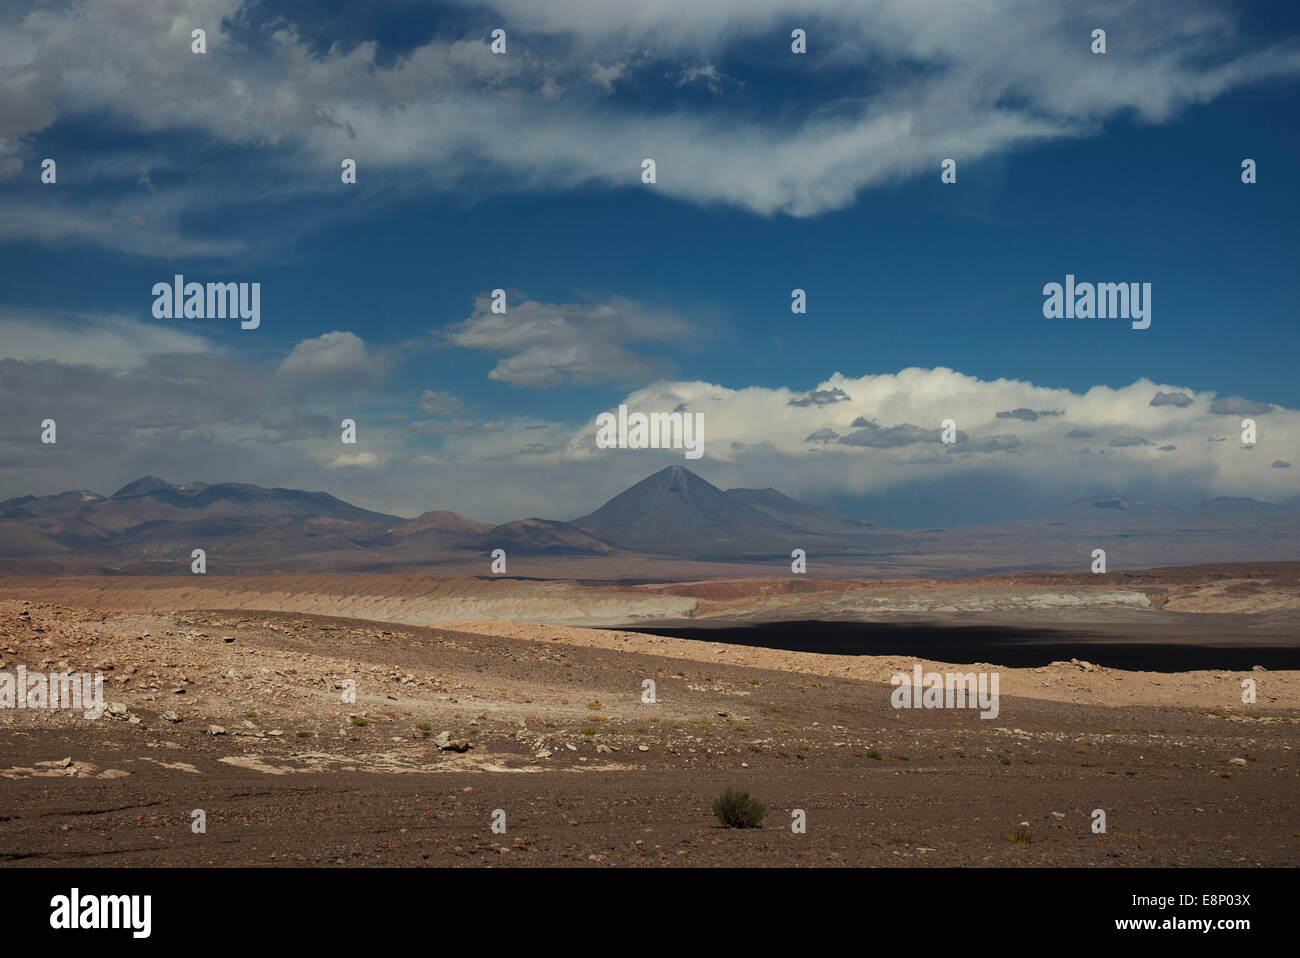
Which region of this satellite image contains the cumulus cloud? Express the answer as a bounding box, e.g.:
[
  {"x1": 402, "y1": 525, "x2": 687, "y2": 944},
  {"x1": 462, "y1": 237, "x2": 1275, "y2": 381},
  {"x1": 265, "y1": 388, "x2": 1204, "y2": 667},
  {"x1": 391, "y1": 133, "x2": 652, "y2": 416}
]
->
[
  {"x1": 545, "y1": 368, "x2": 1300, "y2": 520},
  {"x1": 1150, "y1": 391, "x2": 1194, "y2": 407},
  {"x1": 279, "y1": 331, "x2": 386, "y2": 383},
  {"x1": 443, "y1": 292, "x2": 699, "y2": 388},
  {"x1": 3, "y1": 347, "x2": 1299, "y2": 525}
]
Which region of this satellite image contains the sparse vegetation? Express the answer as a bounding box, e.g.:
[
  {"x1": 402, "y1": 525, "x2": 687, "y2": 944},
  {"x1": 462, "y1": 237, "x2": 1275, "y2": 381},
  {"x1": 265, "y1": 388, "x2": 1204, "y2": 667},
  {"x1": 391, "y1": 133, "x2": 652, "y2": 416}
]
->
[
  {"x1": 1005, "y1": 824, "x2": 1035, "y2": 843},
  {"x1": 712, "y1": 788, "x2": 766, "y2": 829}
]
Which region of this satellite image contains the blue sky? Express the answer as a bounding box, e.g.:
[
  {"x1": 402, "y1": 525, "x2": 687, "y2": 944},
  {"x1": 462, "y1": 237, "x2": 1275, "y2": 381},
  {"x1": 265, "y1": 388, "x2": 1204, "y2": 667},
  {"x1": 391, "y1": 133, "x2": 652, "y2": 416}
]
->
[{"x1": 1, "y1": 0, "x2": 1298, "y2": 525}]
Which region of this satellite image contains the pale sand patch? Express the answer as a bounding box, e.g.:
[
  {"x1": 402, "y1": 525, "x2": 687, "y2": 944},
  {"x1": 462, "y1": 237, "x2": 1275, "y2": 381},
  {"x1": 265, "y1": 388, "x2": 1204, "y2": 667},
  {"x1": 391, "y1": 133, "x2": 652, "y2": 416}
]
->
[
  {"x1": 1, "y1": 760, "x2": 130, "y2": 779},
  {"x1": 217, "y1": 751, "x2": 634, "y2": 775},
  {"x1": 135, "y1": 757, "x2": 201, "y2": 773}
]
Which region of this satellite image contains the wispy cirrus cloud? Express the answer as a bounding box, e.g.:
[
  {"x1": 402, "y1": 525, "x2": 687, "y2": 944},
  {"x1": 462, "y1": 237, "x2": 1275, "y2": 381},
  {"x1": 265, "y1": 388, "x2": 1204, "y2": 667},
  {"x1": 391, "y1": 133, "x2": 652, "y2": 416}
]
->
[
  {"x1": 2, "y1": 0, "x2": 1297, "y2": 255},
  {"x1": 0, "y1": 308, "x2": 212, "y2": 370}
]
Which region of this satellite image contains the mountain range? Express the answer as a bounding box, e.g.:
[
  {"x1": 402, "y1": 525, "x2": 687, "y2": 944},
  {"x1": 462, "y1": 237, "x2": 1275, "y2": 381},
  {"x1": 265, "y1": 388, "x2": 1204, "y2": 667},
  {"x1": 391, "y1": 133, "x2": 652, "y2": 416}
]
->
[{"x1": 1, "y1": 466, "x2": 1296, "y2": 576}]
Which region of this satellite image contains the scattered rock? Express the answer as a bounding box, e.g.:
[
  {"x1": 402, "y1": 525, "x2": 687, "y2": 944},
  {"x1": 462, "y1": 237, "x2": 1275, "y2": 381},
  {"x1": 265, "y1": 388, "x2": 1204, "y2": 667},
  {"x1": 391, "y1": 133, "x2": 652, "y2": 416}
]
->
[{"x1": 207, "y1": 725, "x2": 226, "y2": 736}]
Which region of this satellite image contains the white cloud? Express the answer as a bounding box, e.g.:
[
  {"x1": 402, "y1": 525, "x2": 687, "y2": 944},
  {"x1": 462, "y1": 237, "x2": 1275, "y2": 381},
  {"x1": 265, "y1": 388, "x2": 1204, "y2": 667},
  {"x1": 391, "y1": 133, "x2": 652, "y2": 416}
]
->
[
  {"x1": 419, "y1": 389, "x2": 465, "y2": 416},
  {"x1": 673, "y1": 64, "x2": 727, "y2": 94},
  {"x1": 591, "y1": 61, "x2": 627, "y2": 92},
  {"x1": 444, "y1": 292, "x2": 700, "y2": 388},
  {"x1": 328, "y1": 450, "x2": 379, "y2": 468},
  {"x1": 2, "y1": 336, "x2": 1295, "y2": 524},
  {"x1": 2, "y1": 0, "x2": 1296, "y2": 251},
  {"x1": 530, "y1": 368, "x2": 1299, "y2": 510},
  {"x1": 0, "y1": 308, "x2": 212, "y2": 370},
  {"x1": 279, "y1": 331, "x2": 382, "y2": 381}
]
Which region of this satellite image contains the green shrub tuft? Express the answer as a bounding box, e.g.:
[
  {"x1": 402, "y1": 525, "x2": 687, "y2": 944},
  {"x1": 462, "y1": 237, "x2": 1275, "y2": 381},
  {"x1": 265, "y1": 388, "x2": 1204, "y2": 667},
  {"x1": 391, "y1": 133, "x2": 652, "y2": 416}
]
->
[{"x1": 712, "y1": 788, "x2": 766, "y2": 828}]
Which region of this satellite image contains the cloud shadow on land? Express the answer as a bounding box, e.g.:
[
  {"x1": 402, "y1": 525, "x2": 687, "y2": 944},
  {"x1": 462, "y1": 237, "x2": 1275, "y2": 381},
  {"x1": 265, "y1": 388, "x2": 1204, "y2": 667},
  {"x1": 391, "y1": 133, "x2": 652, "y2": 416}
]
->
[{"x1": 617, "y1": 619, "x2": 1300, "y2": 671}]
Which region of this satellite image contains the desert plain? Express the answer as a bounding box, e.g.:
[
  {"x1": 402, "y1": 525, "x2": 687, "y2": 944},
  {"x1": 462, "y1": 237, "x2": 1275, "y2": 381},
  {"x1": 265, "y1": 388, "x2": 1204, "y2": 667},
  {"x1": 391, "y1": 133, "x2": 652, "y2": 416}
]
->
[{"x1": 0, "y1": 563, "x2": 1297, "y2": 867}]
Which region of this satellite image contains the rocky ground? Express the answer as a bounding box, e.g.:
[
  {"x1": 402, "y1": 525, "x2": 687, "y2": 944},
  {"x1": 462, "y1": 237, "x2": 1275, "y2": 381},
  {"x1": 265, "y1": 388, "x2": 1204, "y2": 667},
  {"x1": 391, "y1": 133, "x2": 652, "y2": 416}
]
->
[{"x1": 1, "y1": 594, "x2": 1297, "y2": 866}]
